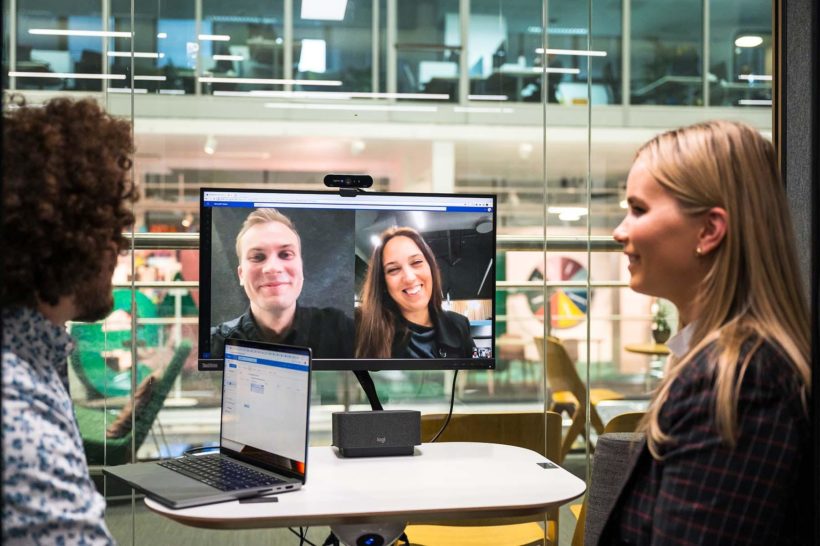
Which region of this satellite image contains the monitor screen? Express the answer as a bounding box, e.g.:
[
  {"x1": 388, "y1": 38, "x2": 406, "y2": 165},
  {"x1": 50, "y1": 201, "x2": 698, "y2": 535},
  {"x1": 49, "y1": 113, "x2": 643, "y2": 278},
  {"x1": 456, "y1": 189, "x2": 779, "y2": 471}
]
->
[{"x1": 198, "y1": 187, "x2": 496, "y2": 371}]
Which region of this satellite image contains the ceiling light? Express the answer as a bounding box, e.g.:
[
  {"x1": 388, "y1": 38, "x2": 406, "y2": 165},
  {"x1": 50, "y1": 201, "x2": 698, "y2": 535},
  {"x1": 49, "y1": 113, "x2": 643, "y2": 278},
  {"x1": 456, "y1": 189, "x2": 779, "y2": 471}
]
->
[
  {"x1": 734, "y1": 35, "x2": 763, "y2": 48},
  {"x1": 298, "y1": 39, "x2": 327, "y2": 73},
  {"x1": 157, "y1": 32, "x2": 168, "y2": 39},
  {"x1": 214, "y1": 90, "x2": 448, "y2": 100},
  {"x1": 106, "y1": 87, "x2": 148, "y2": 94},
  {"x1": 535, "y1": 48, "x2": 607, "y2": 57},
  {"x1": 347, "y1": 92, "x2": 447, "y2": 100},
  {"x1": 10, "y1": 71, "x2": 125, "y2": 80},
  {"x1": 302, "y1": 0, "x2": 348, "y2": 21},
  {"x1": 370, "y1": 235, "x2": 381, "y2": 248},
  {"x1": 619, "y1": 199, "x2": 627, "y2": 209},
  {"x1": 558, "y1": 212, "x2": 583, "y2": 221},
  {"x1": 517, "y1": 67, "x2": 581, "y2": 75},
  {"x1": 204, "y1": 135, "x2": 217, "y2": 155},
  {"x1": 518, "y1": 143, "x2": 533, "y2": 160},
  {"x1": 453, "y1": 106, "x2": 514, "y2": 114},
  {"x1": 108, "y1": 51, "x2": 163, "y2": 58},
  {"x1": 738, "y1": 99, "x2": 772, "y2": 106},
  {"x1": 475, "y1": 218, "x2": 493, "y2": 233},
  {"x1": 199, "y1": 34, "x2": 231, "y2": 41},
  {"x1": 29, "y1": 28, "x2": 132, "y2": 38},
  {"x1": 213, "y1": 54, "x2": 245, "y2": 61},
  {"x1": 264, "y1": 102, "x2": 437, "y2": 113},
  {"x1": 528, "y1": 26, "x2": 589, "y2": 36},
  {"x1": 468, "y1": 94, "x2": 508, "y2": 101},
  {"x1": 350, "y1": 139, "x2": 366, "y2": 155},
  {"x1": 548, "y1": 206, "x2": 588, "y2": 222},
  {"x1": 544, "y1": 67, "x2": 581, "y2": 75},
  {"x1": 200, "y1": 76, "x2": 342, "y2": 86},
  {"x1": 738, "y1": 74, "x2": 772, "y2": 81},
  {"x1": 133, "y1": 75, "x2": 167, "y2": 81}
]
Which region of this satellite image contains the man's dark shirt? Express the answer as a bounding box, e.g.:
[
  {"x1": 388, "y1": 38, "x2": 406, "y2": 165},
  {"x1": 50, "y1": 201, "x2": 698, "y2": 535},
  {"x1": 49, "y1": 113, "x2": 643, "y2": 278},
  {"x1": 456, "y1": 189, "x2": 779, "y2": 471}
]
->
[{"x1": 210, "y1": 305, "x2": 354, "y2": 359}]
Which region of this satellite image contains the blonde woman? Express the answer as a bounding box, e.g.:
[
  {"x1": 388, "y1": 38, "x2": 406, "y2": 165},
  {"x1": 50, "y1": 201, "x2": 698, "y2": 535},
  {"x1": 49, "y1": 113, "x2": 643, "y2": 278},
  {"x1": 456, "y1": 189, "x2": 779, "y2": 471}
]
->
[{"x1": 601, "y1": 121, "x2": 811, "y2": 544}]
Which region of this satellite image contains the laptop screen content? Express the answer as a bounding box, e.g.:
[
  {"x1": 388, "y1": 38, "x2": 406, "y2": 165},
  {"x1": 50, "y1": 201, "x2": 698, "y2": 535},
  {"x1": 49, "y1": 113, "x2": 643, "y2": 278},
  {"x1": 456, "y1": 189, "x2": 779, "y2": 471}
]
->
[{"x1": 221, "y1": 340, "x2": 311, "y2": 479}]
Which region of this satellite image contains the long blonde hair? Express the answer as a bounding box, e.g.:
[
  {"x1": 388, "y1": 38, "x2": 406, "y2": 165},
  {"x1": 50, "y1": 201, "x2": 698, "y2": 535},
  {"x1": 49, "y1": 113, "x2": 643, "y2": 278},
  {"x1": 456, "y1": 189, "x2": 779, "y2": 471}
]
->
[{"x1": 638, "y1": 120, "x2": 810, "y2": 457}]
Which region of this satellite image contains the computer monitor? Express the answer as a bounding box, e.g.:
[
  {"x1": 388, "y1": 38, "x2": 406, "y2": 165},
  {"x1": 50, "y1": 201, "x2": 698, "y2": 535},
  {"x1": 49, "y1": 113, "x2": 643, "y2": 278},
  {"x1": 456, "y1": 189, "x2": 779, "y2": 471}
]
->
[{"x1": 198, "y1": 187, "x2": 496, "y2": 371}]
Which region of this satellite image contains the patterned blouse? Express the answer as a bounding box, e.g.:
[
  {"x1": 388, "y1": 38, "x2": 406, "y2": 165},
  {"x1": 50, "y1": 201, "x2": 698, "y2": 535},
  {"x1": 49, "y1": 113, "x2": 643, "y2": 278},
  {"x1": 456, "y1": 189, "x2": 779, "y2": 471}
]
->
[{"x1": 2, "y1": 307, "x2": 114, "y2": 545}]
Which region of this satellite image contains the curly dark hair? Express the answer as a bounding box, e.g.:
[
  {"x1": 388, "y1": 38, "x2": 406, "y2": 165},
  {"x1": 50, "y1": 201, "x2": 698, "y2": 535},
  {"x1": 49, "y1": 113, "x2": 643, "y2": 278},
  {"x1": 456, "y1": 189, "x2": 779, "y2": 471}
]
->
[{"x1": 2, "y1": 95, "x2": 138, "y2": 308}]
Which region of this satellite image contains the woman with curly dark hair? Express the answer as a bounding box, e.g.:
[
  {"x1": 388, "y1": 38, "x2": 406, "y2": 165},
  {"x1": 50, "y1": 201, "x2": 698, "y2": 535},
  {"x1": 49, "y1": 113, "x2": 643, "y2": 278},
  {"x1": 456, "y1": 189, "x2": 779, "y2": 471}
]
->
[{"x1": 2, "y1": 95, "x2": 137, "y2": 545}]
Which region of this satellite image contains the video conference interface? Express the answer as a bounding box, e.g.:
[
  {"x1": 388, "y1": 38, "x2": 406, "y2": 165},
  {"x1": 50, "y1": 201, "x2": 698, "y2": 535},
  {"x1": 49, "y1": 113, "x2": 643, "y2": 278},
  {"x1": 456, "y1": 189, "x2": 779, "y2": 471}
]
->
[{"x1": 199, "y1": 188, "x2": 496, "y2": 371}]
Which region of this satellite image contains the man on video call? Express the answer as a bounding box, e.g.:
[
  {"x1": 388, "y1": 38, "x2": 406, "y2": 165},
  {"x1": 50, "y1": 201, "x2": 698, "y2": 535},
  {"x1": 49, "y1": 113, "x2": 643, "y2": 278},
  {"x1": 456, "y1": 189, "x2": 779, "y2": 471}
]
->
[{"x1": 210, "y1": 208, "x2": 355, "y2": 359}]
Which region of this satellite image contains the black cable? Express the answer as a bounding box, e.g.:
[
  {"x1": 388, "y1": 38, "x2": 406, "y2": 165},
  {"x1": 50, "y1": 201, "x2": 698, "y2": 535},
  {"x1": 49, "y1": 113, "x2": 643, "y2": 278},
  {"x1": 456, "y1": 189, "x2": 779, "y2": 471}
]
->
[
  {"x1": 354, "y1": 370, "x2": 383, "y2": 410},
  {"x1": 322, "y1": 531, "x2": 340, "y2": 546},
  {"x1": 430, "y1": 370, "x2": 459, "y2": 443},
  {"x1": 289, "y1": 527, "x2": 317, "y2": 546}
]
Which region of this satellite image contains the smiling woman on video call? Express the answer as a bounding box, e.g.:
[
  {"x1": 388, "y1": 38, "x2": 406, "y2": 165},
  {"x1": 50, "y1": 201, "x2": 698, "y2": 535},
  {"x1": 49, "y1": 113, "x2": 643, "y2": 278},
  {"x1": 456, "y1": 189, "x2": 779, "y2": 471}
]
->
[
  {"x1": 597, "y1": 120, "x2": 811, "y2": 545},
  {"x1": 355, "y1": 226, "x2": 476, "y2": 359}
]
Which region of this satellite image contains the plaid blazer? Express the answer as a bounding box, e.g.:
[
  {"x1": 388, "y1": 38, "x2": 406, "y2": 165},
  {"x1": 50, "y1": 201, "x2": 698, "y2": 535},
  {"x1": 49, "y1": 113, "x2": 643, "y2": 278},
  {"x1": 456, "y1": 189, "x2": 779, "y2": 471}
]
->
[{"x1": 597, "y1": 340, "x2": 811, "y2": 545}]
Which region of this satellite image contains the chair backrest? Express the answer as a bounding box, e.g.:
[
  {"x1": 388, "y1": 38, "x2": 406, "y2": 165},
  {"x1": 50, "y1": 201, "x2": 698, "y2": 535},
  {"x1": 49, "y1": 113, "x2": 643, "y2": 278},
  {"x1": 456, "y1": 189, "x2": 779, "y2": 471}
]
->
[
  {"x1": 421, "y1": 411, "x2": 562, "y2": 463},
  {"x1": 131, "y1": 341, "x2": 192, "y2": 449},
  {"x1": 583, "y1": 432, "x2": 643, "y2": 546},
  {"x1": 571, "y1": 412, "x2": 647, "y2": 545},
  {"x1": 76, "y1": 341, "x2": 192, "y2": 465},
  {"x1": 603, "y1": 411, "x2": 646, "y2": 434},
  {"x1": 535, "y1": 336, "x2": 588, "y2": 406}
]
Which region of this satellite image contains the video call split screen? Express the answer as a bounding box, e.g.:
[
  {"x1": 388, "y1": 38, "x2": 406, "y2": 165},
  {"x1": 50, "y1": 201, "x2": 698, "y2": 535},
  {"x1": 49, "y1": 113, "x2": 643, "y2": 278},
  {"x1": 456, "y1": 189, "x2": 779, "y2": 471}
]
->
[{"x1": 198, "y1": 189, "x2": 497, "y2": 371}]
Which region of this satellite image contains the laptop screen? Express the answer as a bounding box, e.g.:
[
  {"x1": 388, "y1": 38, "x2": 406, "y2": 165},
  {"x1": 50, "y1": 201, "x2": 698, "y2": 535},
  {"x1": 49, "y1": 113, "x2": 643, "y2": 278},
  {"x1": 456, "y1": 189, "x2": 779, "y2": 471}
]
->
[{"x1": 221, "y1": 339, "x2": 311, "y2": 480}]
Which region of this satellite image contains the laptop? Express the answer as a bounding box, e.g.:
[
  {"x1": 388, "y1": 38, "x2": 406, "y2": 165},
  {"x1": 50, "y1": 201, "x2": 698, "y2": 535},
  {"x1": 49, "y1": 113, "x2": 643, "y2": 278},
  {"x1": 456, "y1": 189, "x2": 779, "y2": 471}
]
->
[{"x1": 104, "y1": 338, "x2": 312, "y2": 509}]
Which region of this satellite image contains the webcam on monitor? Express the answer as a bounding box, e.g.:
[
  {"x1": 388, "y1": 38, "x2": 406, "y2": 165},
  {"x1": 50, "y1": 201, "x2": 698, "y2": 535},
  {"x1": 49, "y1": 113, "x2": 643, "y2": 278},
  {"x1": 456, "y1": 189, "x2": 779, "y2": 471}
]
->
[{"x1": 323, "y1": 174, "x2": 373, "y2": 189}]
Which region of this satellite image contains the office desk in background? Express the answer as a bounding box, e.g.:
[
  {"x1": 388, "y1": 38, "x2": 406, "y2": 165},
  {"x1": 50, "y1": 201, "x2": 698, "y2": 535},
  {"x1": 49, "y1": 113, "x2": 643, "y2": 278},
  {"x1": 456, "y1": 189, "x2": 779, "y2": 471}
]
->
[{"x1": 145, "y1": 442, "x2": 585, "y2": 530}]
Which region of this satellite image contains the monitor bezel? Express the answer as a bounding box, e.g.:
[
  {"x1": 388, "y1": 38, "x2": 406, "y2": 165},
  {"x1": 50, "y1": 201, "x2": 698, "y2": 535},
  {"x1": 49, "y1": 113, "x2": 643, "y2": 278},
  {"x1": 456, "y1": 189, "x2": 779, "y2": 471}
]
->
[{"x1": 198, "y1": 186, "x2": 497, "y2": 372}]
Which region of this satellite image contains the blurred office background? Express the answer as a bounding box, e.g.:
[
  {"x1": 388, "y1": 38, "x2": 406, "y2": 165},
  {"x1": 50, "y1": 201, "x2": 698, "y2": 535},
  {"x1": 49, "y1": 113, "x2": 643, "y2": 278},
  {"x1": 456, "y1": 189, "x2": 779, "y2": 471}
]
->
[{"x1": 3, "y1": 0, "x2": 779, "y2": 543}]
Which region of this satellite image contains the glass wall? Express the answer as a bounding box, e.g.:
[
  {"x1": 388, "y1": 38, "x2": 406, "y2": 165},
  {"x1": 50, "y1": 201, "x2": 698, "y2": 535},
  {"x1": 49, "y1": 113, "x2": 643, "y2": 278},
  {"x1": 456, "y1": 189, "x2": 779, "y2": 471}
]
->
[{"x1": 2, "y1": 0, "x2": 774, "y2": 543}]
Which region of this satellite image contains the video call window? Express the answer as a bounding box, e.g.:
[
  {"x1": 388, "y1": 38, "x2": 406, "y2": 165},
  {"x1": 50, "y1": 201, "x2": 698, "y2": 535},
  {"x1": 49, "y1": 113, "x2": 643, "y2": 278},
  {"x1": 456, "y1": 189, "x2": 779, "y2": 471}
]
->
[{"x1": 199, "y1": 189, "x2": 496, "y2": 371}]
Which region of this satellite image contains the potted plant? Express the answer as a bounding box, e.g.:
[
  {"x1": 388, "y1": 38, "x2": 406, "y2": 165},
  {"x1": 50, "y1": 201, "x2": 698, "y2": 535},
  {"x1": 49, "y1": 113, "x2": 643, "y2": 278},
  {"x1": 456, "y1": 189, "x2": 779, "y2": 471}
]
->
[{"x1": 651, "y1": 300, "x2": 672, "y2": 344}]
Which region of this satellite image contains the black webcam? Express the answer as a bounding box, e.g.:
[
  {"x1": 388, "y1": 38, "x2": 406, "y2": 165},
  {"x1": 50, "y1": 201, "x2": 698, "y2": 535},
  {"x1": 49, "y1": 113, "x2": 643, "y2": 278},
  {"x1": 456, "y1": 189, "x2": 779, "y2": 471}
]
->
[{"x1": 323, "y1": 174, "x2": 373, "y2": 189}]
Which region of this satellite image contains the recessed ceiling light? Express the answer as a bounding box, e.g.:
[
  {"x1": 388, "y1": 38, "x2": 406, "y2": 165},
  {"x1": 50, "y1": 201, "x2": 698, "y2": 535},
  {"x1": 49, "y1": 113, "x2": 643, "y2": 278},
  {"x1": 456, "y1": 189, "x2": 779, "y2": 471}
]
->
[
  {"x1": 734, "y1": 35, "x2": 763, "y2": 48},
  {"x1": 29, "y1": 28, "x2": 131, "y2": 38},
  {"x1": 535, "y1": 48, "x2": 607, "y2": 57},
  {"x1": 10, "y1": 71, "x2": 125, "y2": 80}
]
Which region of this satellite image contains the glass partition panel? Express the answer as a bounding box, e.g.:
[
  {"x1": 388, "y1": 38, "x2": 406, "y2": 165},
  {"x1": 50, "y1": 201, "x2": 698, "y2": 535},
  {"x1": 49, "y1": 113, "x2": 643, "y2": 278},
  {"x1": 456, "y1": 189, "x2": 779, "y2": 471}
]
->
[
  {"x1": 631, "y1": 0, "x2": 703, "y2": 105},
  {"x1": 15, "y1": 0, "x2": 104, "y2": 92},
  {"x1": 546, "y1": 0, "x2": 622, "y2": 106},
  {"x1": 107, "y1": 0, "x2": 191, "y2": 95},
  {"x1": 201, "y1": 0, "x2": 284, "y2": 95},
  {"x1": 395, "y1": 0, "x2": 460, "y2": 101},
  {"x1": 293, "y1": 0, "x2": 373, "y2": 92},
  {"x1": 709, "y1": 0, "x2": 772, "y2": 107}
]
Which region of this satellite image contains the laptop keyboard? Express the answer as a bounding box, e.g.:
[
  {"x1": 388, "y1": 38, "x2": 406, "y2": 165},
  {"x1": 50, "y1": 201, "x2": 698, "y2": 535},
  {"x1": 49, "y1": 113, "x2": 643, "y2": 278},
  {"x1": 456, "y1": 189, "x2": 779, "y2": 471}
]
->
[{"x1": 159, "y1": 455, "x2": 286, "y2": 492}]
